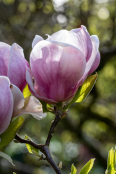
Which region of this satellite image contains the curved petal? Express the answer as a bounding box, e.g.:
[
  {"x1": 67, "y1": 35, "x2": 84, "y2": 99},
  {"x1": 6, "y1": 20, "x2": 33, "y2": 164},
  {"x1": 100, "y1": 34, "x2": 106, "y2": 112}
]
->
[
  {"x1": 32, "y1": 35, "x2": 43, "y2": 48},
  {"x1": 49, "y1": 25, "x2": 92, "y2": 62},
  {"x1": 0, "y1": 42, "x2": 11, "y2": 76},
  {"x1": 46, "y1": 39, "x2": 75, "y2": 47},
  {"x1": 85, "y1": 35, "x2": 100, "y2": 74},
  {"x1": 77, "y1": 35, "x2": 100, "y2": 87},
  {"x1": 10, "y1": 84, "x2": 25, "y2": 117},
  {"x1": 0, "y1": 76, "x2": 13, "y2": 134},
  {"x1": 16, "y1": 96, "x2": 47, "y2": 120},
  {"x1": 26, "y1": 67, "x2": 57, "y2": 104},
  {"x1": 8, "y1": 43, "x2": 29, "y2": 91},
  {"x1": 30, "y1": 40, "x2": 86, "y2": 102},
  {"x1": 26, "y1": 67, "x2": 40, "y2": 98},
  {"x1": 71, "y1": 25, "x2": 93, "y2": 62},
  {"x1": 88, "y1": 51, "x2": 100, "y2": 75}
]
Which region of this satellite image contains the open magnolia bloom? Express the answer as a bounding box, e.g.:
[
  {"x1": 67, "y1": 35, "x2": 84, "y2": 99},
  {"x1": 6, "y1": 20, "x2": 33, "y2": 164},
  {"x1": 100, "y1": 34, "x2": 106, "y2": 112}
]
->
[
  {"x1": 0, "y1": 76, "x2": 46, "y2": 135},
  {"x1": 26, "y1": 25, "x2": 100, "y2": 104},
  {"x1": 0, "y1": 42, "x2": 29, "y2": 91}
]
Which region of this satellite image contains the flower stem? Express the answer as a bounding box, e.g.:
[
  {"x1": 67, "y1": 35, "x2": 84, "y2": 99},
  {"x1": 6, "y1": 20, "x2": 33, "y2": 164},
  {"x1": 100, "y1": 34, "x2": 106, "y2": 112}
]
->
[
  {"x1": 41, "y1": 146, "x2": 62, "y2": 174},
  {"x1": 45, "y1": 106, "x2": 63, "y2": 146}
]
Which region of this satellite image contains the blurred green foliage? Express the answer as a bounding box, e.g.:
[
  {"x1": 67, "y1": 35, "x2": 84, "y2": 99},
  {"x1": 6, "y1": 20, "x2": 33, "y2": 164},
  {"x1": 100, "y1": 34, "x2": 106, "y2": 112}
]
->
[{"x1": 0, "y1": 0, "x2": 116, "y2": 174}]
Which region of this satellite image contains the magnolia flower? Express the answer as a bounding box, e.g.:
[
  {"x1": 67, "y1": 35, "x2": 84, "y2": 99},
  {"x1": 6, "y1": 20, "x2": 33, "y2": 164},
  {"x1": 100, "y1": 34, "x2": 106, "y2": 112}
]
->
[
  {"x1": 0, "y1": 42, "x2": 29, "y2": 91},
  {"x1": 26, "y1": 25, "x2": 100, "y2": 104},
  {"x1": 0, "y1": 76, "x2": 46, "y2": 135}
]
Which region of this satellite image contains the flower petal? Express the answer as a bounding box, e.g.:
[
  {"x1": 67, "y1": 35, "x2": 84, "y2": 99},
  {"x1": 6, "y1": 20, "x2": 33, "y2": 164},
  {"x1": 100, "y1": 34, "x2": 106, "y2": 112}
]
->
[
  {"x1": 16, "y1": 96, "x2": 47, "y2": 120},
  {"x1": 8, "y1": 43, "x2": 29, "y2": 91},
  {"x1": 0, "y1": 42, "x2": 11, "y2": 76},
  {"x1": 71, "y1": 25, "x2": 93, "y2": 61},
  {"x1": 49, "y1": 25, "x2": 92, "y2": 62},
  {"x1": 26, "y1": 67, "x2": 57, "y2": 104},
  {"x1": 32, "y1": 35, "x2": 43, "y2": 48},
  {"x1": 85, "y1": 35, "x2": 100, "y2": 74},
  {"x1": 10, "y1": 84, "x2": 25, "y2": 117},
  {"x1": 26, "y1": 67, "x2": 40, "y2": 98},
  {"x1": 88, "y1": 51, "x2": 100, "y2": 75},
  {"x1": 30, "y1": 40, "x2": 86, "y2": 102},
  {"x1": 77, "y1": 35, "x2": 100, "y2": 86},
  {"x1": 0, "y1": 76, "x2": 13, "y2": 134}
]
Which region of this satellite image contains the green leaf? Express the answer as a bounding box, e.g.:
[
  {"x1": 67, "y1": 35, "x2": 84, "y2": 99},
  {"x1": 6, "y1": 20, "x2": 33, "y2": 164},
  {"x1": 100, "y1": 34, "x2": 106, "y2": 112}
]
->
[
  {"x1": 114, "y1": 147, "x2": 116, "y2": 170},
  {"x1": 79, "y1": 158, "x2": 95, "y2": 174},
  {"x1": 23, "y1": 84, "x2": 31, "y2": 98},
  {"x1": 75, "y1": 73, "x2": 98, "y2": 103},
  {"x1": 71, "y1": 164, "x2": 77, "y2": 174},
  {"x1": 64, "y1": 74, "x2": 98, "y2": 110},
  {"x1": 25, "y1": 135, "x2": 39, "y2": 156},
  {"x1": 0, "y1": 116, "x2": 24, "y2": 149},
  {"x1": 0, "y1": 151, "x2": 15, "y2": 166},
  {"x1": 107, "y1": 148, "x2": 115, "y2": 174},
  {"x1": 105, "y1": 169, "x2": 108, "y2": 174}
]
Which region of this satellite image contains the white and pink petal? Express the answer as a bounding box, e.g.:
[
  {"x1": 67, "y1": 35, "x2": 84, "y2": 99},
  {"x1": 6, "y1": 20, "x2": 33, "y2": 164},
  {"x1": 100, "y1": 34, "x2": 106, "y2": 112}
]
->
[
  {"x1": 49, "y1": 25, "x2": 92, "y2": 62},
  {"x1": 8, "y1": 43, "x2": 29, "y2": 91},
  {"x1": 0, "y1": 42, "x2": 11, "y2": 76},
  {"x1": 88, "y1": 51, "x2": 100, "y2": 75},
  {"x1": 77, "y1": 35, "x2": 100, "y2": 87},
  {"x1": 10, "y1": 84, "x2": 25, "y2": 117},
  {"x1": 26, "y1": 67, "x2": 57, "y2": 104},
  {"x1": 32, "y1": 35, "x2": 43, "y2": 48},
  {"x1": 30, "y1": 40, "x2": 86, "y2": 102},
  {"x1": 16, "y1": 96, "x2": 47, "y2": 120},
  {"x1": 0, "y1": 76, "x2": 13, "y2": 134}
]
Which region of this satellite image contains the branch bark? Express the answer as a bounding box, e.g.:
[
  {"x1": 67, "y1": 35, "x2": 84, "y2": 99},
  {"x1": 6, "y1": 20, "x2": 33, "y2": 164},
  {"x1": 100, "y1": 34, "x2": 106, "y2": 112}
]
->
[
  {"x1": 46, "y1": 107, "x2": 63, "y2": 146},
  {"x1": 15, "y1": 106, "x2": 64, "y2": 174}
]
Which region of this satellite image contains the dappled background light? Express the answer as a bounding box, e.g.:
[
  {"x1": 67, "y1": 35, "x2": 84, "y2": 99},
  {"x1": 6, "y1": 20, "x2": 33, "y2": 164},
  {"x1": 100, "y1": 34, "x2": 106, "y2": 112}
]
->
[{"x1": 0, "y1": 0, "x2": 116, "y2": 174}]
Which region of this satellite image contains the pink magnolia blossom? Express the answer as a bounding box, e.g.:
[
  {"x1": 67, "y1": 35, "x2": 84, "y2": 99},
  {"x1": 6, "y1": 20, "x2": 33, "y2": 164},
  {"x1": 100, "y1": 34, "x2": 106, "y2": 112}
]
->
[
  {"x1": 26, "y1": 25, "x2": 100, "y2": 104},
  {"x1": 0, "y1": 76, "x2": 46, "y2": 135},
  {"x1": 0, "y1": 42, "x2": 29, "y2": 91}
]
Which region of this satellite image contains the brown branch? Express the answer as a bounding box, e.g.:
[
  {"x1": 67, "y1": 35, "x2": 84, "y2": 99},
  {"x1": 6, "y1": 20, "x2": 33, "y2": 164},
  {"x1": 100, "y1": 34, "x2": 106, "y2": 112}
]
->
[
  {"x1": 15, "y1": 134, "x2": 42, "y2": 149},
  {"x1": 15, "y1": 106, "x2": 64, "y2": 174},
  {"x1": 41, "y1": 146, "x2": 61, "y2": 174},
  {"x1": 15, "y1": 134, "x2": 62, "y2": 174},
  {"x1": 45, "y1": 107, "x2": 63, "y2": 146}
]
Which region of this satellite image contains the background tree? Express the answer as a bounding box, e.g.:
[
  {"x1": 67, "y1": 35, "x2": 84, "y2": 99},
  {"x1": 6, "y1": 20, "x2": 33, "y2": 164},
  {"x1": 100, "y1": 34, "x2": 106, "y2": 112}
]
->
[{"x1": 0, "y1": 0, "x2": 116, "y2": 173}]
